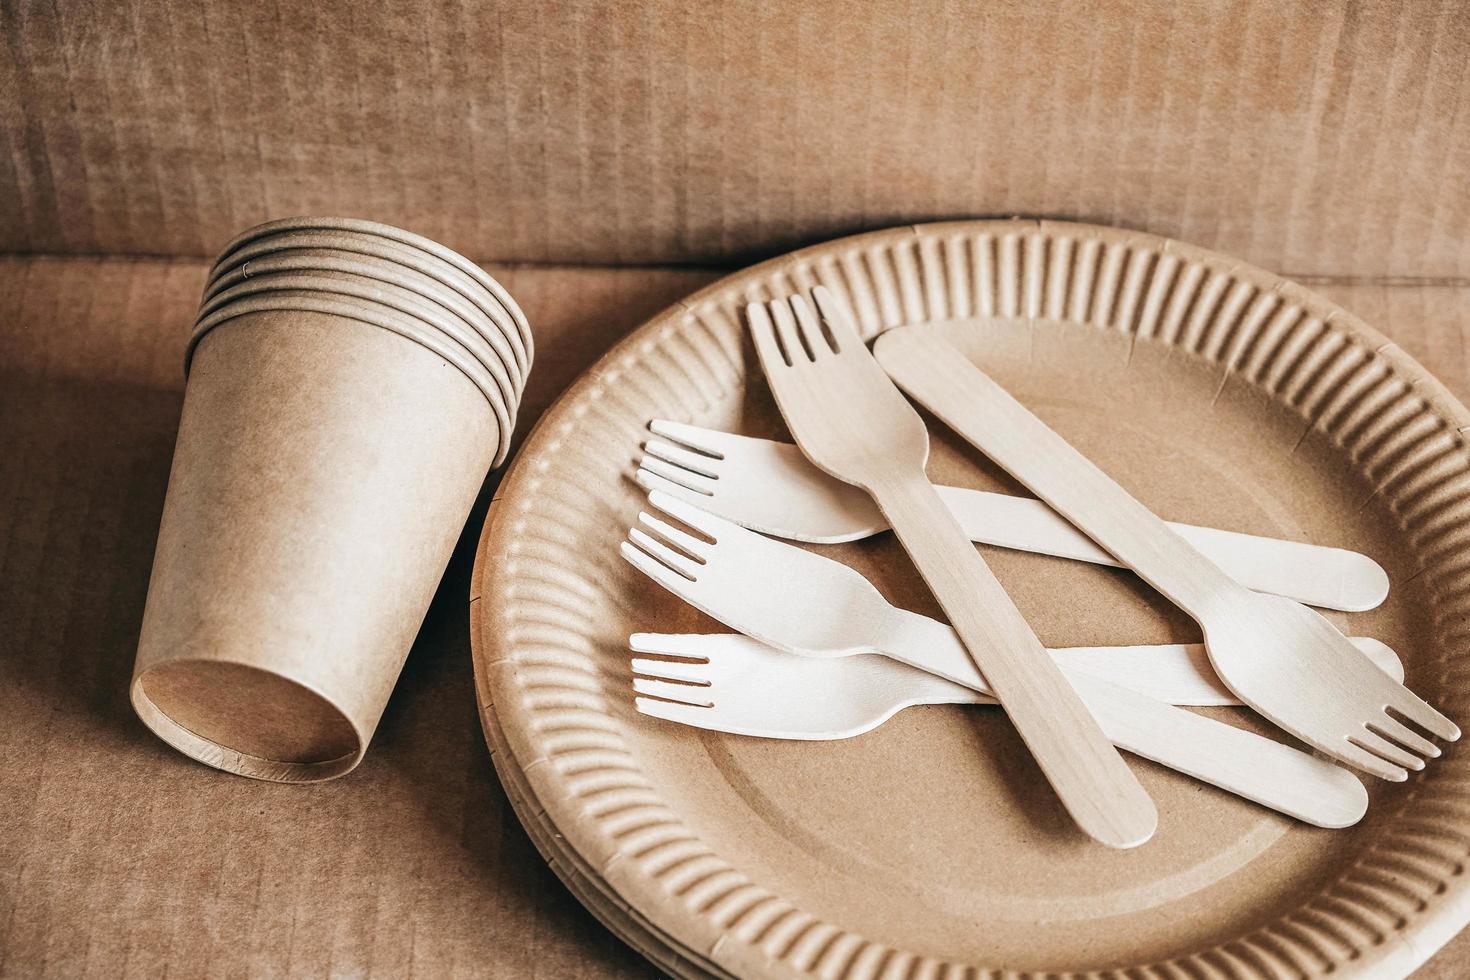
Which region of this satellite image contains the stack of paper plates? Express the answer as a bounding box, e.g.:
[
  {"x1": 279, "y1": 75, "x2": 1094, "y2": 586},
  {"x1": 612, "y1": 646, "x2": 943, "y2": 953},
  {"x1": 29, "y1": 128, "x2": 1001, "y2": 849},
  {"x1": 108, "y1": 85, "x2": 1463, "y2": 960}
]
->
[{"x1": 472, "y1": 220, "x2": 1470, "y2": 979}]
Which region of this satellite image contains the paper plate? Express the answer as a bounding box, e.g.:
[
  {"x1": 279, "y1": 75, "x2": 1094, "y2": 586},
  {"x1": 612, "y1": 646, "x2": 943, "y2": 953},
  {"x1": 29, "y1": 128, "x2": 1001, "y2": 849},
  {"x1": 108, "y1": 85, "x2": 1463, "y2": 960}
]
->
[{"x1": 471, "y1": 220, "x2": 1470, "y2": 978}]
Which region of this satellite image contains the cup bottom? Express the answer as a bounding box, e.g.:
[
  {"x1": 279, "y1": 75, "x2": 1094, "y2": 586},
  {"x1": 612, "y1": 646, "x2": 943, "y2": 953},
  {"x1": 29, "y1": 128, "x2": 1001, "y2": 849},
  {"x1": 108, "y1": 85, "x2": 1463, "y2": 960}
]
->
[{"x1": 132, "y1": 661, "x2": 363, "y2": 782}]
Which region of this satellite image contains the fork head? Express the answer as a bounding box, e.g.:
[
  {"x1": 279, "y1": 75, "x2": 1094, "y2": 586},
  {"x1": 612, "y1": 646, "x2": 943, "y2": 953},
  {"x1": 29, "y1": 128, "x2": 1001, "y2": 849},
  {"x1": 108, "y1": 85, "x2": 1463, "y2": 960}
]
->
[
  {"x1": 635, "y1": 420, "x2": 887, "y2": 543},
  {"x1": 1205, "y1": 592, "x2": 1458, "y2": 781},
  {"x1": 618, "y1": 489, "x2": 892, "y2": 656},
  {"x1": 748, "y1": 287, "x2": 930, "y2": 491},
  {"x1": 629, "y1": 632, "x2": 978, "y2": 740}
]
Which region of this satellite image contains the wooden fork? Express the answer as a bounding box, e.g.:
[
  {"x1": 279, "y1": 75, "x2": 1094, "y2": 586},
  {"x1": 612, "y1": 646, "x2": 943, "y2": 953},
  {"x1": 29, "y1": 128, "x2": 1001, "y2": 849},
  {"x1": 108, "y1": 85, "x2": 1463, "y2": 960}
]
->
[
  {"x1": 874, "y1": 322, "x2": 1460, "y2": 780},
  {"x1": 747, "y1": 286, "x2": 1157, "y2": 849},
  {"x1": 633, "y1": 420, "x2": 1390, "y2": 611},
  {"x1": 628, "y1": 632, "x2": 1374, "y2": 828}
]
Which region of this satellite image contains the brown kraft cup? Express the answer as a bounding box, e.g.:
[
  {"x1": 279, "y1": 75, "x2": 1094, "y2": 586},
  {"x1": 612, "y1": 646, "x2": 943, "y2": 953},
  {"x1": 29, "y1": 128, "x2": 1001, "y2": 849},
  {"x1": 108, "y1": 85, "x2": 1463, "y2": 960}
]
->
[{"x1": 131, "y1": 305, "x2": 503, "y2": 781}]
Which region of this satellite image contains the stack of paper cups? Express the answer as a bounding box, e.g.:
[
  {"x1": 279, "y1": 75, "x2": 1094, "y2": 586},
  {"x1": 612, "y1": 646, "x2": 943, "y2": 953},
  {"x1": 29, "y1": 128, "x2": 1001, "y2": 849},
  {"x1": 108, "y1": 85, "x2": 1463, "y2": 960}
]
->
[{"x1": 132, "y1": 218, "x2": 531, "y2": 782}]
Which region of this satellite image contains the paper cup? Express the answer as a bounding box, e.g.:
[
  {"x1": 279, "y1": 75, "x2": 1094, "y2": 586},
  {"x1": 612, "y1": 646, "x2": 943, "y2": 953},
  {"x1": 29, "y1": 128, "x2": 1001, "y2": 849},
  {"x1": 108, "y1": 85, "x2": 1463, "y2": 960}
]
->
[
  {"x1": 133, "y1": 305, "x2": 503, "y2": 781},
  {"x1": 212, "y1": 216, "x2": 533, "y2": 363},
  {"x1": 198, "y1": 272, "x2": 521, "y2": 417},
  {"x1": 209, "y1": 227, "x2": 530, "y2": 378},
  {"x1": 204, "y1": 250, "x2": 526, "y2": 394}
]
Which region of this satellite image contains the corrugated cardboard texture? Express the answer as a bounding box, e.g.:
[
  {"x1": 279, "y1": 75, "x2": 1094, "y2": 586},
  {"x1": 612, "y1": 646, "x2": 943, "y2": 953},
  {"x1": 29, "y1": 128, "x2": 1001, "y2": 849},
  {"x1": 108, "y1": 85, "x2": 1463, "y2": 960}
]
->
[
  {"x1": 0, "y1": 256, "x2": 1466, "y2": 977},
  {"x1": 7, "y1": 0, "x2": 1470, "y2": 974},
  {"x1": 4, "y1": 0, "x2": 1470, "y2": 277}
]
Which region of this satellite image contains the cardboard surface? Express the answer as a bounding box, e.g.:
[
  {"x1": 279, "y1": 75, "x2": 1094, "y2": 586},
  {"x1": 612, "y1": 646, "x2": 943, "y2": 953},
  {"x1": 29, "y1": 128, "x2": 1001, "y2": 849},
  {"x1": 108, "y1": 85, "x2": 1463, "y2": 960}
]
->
[
  {"x1": 6, "y1": 1, "x2": 1470, "y2": 972},
  {"x1": 4, "y1": 1, "x2": 1470, "y2": 279},
  {"x1": 1, "y1": 256, "x2": 1468, "y2": 976}
]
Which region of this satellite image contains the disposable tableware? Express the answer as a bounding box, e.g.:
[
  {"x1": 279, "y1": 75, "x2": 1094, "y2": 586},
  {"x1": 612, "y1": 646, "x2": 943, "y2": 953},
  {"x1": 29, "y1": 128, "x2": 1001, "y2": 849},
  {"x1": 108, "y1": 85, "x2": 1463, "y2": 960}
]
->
[
  {"x1": 874, "y1": 323, "x2": 1459, "y2": 780},
  {"x1": 621, "y1": 491, "x2": 1370, "y2": 829},
  {"x1": 635, "y1": 421, "x2": 1388, "y2": 611},
  {"x1": 748, "y1": 286, "x2": 1156, "y2": 847},
  {"x1": 631, "y1": 631, "x2": 1402, "y2": 722}
]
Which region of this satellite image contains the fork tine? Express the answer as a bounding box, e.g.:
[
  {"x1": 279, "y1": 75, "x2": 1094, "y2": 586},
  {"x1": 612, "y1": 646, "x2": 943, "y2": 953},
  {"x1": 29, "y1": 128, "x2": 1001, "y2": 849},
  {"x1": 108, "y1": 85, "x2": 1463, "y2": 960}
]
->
[
  {"x1": 1388, "y1": 690, "x2": 1461, "y2": 742},
  {"x1": 631, "y1": 657, "x2": 711, "y2": 684},
  {"x1": 768, "y1": 298, "x2": 809, "y2": 363},
  {"x1": 649, "y1": 419, "x2": 729, "y2": 458},
  {"x1": 635, "y1": 466, "x2": 711, "y2": 503},
  {"x1": 644, "y1": 438, "x2": 722, "y2": 478},
  {"x1": 1335, "y1": 739, "x2": 1410, "y2": 782},
  {"x1": 811, "y1": 285, "x2": 864, "y2": 350},
  {"x1": 790, "y1": 294, "x2": 833, "y2": 357},
  {"x1": 1370, "y1": 713, "x2": 1441, "y2": 758},
  {"x1": 632, "y1": 519, "x2": 707, "y2": 570},
  {"x1": 637, "y1": 510, "x2": 712, "y2": 557},
  {"x1": 625, "y1": 530, "x2": 702, "y2": 580},
  {"x1": 630, "y1": 632, "x2": 706, "y2": 656},
  {"x1": 633, "y1": 677, "x2": 714, "y2": 706},
  {"x1": 646, "y1": 489, "x2": 727, "y2": 539},
  {"x1": 746, "y1": 301, "x2": 788, "y2": 368},
  {"x1": 1350, "y1": 729, "x2": 1426, "y2": 772},
  {"x1": 637, "y1": 455, "x2": 717, "y2": 495},
  {"x1": 636, "y1": 696, "x2": 718, "y2": 729},
  {"x1": 620, "y1": 539, "x2": 699, "y2": 591}
]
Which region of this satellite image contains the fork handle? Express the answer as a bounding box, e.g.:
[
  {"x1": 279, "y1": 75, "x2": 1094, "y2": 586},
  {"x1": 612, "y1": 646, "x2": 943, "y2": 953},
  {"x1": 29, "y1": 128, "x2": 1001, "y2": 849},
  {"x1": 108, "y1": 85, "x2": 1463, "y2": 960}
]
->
[
  {"x1": 1064, "y1": 671, "x2": 1368, "y2": 828},
  {"x1": 870, "y1": 472, "x2": 1158, "y2": 849},
  {"x1": 934, "y1": 486, "x2": 1388, "y2": 612},
  {"x1": 874, "y1": 324, "x2": 1247, "y2": 623},
  {"x1": 878, "y1": 608, "x2": 1405, "y2": 706}
]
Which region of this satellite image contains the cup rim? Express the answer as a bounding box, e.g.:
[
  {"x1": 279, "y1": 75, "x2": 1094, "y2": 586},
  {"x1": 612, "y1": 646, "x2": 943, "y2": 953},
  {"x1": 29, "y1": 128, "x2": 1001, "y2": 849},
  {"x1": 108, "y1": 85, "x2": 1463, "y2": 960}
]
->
[
  {"x1": 205, "y1": 250, "x2": 526, "y2": 395},
  {"x1": 189, "y1": 294, "x2": 513, "y2": 465},
  {"x1": 200, "y1": 272, "x2": 521, "y2": 412},
  {"x1": 209, "y1": 231, "x2": 529, "y2": 378},
  {"x1": 130, "y1": 658, "x2": 365, "y2": 783},
  {"x1": 211, "y1": 217, "x2": 533, "y2": 361}
]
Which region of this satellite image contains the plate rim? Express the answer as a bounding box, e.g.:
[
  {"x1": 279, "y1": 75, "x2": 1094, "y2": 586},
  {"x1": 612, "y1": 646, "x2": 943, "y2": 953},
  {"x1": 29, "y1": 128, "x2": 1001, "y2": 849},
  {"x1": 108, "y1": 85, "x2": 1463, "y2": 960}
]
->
[{"x1": 472, "y1": 218, "x2": 1470, "y2": 979}]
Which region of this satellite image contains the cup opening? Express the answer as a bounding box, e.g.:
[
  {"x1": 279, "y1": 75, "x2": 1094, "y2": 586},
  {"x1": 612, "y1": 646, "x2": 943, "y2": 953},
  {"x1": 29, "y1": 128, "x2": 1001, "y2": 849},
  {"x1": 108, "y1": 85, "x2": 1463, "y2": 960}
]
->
[
  {"x1": 202, "y1": 252, "x2": 527, "y2": 395},
  {"x1": 207, "y1": 230, "x2": 531, "y2": 376},
  {"x1": 211, "y1": 217, "x2": 533, "y2": 360},
  {"x1": 132, "y1": 660, "x2": 363, "y2": 782}
]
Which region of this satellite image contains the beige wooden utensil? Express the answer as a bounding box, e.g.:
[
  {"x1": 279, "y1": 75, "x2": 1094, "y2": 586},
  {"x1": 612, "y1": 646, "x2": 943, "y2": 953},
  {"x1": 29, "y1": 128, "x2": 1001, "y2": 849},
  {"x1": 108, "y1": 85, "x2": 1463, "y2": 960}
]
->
[
  {"x1": 874, "y1": 322, "x2": 1459, "y2": 781},
  {"x1": 634, "y1": 421, "x2": 1390, "y2": 612},
  {"x1": 632, "y1": 631, "x2": 1403, "y2": 712},
  {"x1": 629, "y1": 632, "x2": 1377, "y2": 828},
  {"x1": 748, "y1": 288, "x2": 1156, "y2": 849},
  {"x1": 620, "y1": 494, "x2": 1369, "y2": 829}
]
